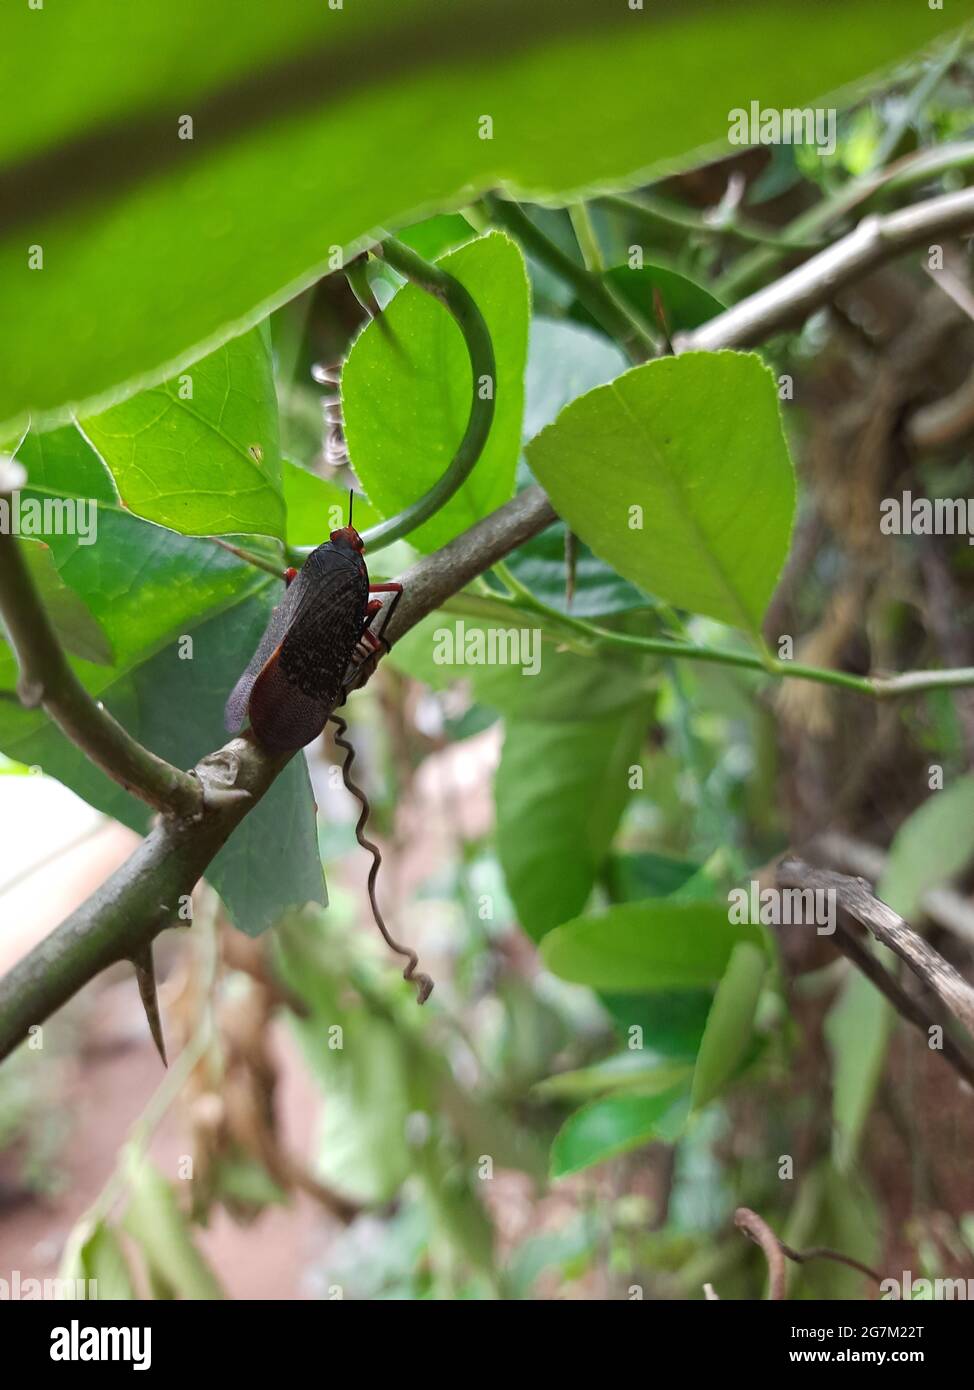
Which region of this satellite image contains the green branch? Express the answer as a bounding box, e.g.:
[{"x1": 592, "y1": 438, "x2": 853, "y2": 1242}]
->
[
  {"x1": 487, "y1": 566, "x2": 974, "y2": 700},
  {"x1": 0, "y1": 461, "x2": 202, "y2": 819},
  {"x1": 568, "y1": 201, "x2": 605, "y2": 271},
  {"x1": 0, "y1": 737, "x2": 290, "y2": 1063},
  {"x1": 600, "y1": 191, "x2": 827, "y2": 252}
]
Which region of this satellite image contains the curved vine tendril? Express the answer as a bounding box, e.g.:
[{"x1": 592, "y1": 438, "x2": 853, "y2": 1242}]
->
[
  {"x1": 328, "y1": 711, "x2": 434, "y2": 1004},
  {"x1": 293, "y1": 235, "x2": 497, "y2": 560}
]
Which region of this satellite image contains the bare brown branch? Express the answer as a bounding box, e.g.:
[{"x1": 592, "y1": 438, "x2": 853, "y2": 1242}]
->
[
  {"x1": 677, "y1": 187, "x2": 974, "y2": 353},
  {"x1": 735, "y1": 1205, "x2": 883, "y2": 1301},
  {"x1": 777, "y1": 856, "x2": 974, "y2": 1038}
]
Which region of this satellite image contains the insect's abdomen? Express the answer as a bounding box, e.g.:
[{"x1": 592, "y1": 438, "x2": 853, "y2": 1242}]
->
[{"x1": 246, "y1": 547, "x2": 368, "y2": 753}]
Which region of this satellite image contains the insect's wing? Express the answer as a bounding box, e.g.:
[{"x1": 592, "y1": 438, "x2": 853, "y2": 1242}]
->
[
  {"x1": 227, "y1": 543, "x2": 368, "y2": 753},
  {"x1": 223, "y1": 575, "x2": 308, "y2": 733},
  {"x1": 246, "y1": 649, "x2": 331, "y2": 753},
  {"x1": 253, "y1": 556, "x2": 367, "y2": 753},
  {"x1": 278, "y1": 557, "x2": 368, "y2": 701}
]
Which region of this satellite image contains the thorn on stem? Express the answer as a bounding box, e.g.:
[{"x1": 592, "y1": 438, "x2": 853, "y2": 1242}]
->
[{"x1": 131, "y1": 944, "x2": 167, "y2": 1067}]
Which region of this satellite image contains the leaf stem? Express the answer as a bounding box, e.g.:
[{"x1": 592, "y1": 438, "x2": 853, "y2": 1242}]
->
[
  {"x1": 209, "y1": 536, "x2": 286, "y2": 579},
  {"x1": 601, "y1": 191, "x2": 827, "y2": 252},
  {"x1": 478, "y1": 573, "x2": 974, "y2": 699},
  {"x1": 482, "y1": 193, "x2": 658, "y2": 361},
  {"x1": 568, "y1": 202, "x2": 605, "y2": 272}
]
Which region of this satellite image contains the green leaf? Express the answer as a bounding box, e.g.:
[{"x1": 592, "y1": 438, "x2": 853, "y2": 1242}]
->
[
  {"x1": 506, "y1": 319, "x2": 653, "y2": 615},
  {"x1": 550, "y1": 1088, "x2": 689, "y2": 1179},
  {"x1": 291, "y1": 1012, "x2": 414, "y2": 1205},
  {"x1": 815, "y1": 1165, "x2": 881, "y2": 1300},
  {"x1": 2, "y1": 0, "x2": 953, "y2": 432},
  {"x1": 81, "y1": 326, "x2": 284, "y2": 541},
  {"x1": 496, "y1": 707, "x2": 646, "y2": 939},
  {"x1": 526, "y1": 351, "x2": 795, "y2": 632},
  {"x1": 11, "y1": 421, "x2": 116, "y2": 500},
  {"x1": 541, "y1": 900, "x2": 765, "y2": 991},
  {"x1": 600, "y1": 990, "x2": 714, "y2": 1062},
  {"x1": 19, "y1": 540, "x2": 114, "y2": 665},
  {"x1": 84, "y1": 1226, "x2": 139, "y2": 1301},
  {"x1": 415, "y1": 1153, "x2": 496, "y2": 1276},
  {"x1": 600, "y1": 852, "x2": 715, "y2": 1063},
  {"x1": 397, "y1": 212, "x2": 477, "y2": 261},
  {"x1": 7, "y1": 426, "x2": 264, "y2": 687},
  {"x1": 522, "y1": 317, "x2": 628, "y2": 442},
  {"x1": 605, "y1": 851, "x2": 702, "y2": 902},
  {"x1": 60, "y1": 1220, "x2": 138, "y2": 1300},
  {"x1": 534, "y1": 1050, "x2": 693, "y2": 1102},
  {"x1": 342, "y1": 233, "x2": 529, "y2": 551},
  {"x1": 605, "y1": 263, "x2": 725, "y2": 334},
  {"x1": 690, "y1": 941, "x2": 766, "y2": 1110},
  {"x1": 878, "y1": 775, "x2": 974, "y2": 919},
  {"x1": 123, "y1": 1153, "x2": 225, "y2": 1300},
  {"x1": 282, "y1": 460, "x2": 381, "y2": 548},
  {"x1": 825, "y1": 973, "x2": 894, "y2": 1173}
]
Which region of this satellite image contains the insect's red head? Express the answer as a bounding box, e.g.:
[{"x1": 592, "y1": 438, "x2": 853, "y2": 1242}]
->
[{"x1": 329, "y1": 525, "x2": 365, "y2": 553}]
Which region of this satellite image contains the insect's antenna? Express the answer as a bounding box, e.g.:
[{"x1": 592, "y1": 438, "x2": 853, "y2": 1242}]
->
[
  {"x1": 348, "y1": 488, "x2": 354, "y2": 529},
  {"x1": 328, "y1": 713, "x2": 433, "y2": 1005}
]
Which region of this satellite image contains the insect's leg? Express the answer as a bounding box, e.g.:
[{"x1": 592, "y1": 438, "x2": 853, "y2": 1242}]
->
[
  {"x1": 343, "y1": 583, "x2": 406, "y2": 692},
  {"x1": 357, "y1": 600, "x2": 385, "y2": 655},
  {"x1": 365, "y1": 582, "x2": 403, "y2": 653}
]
